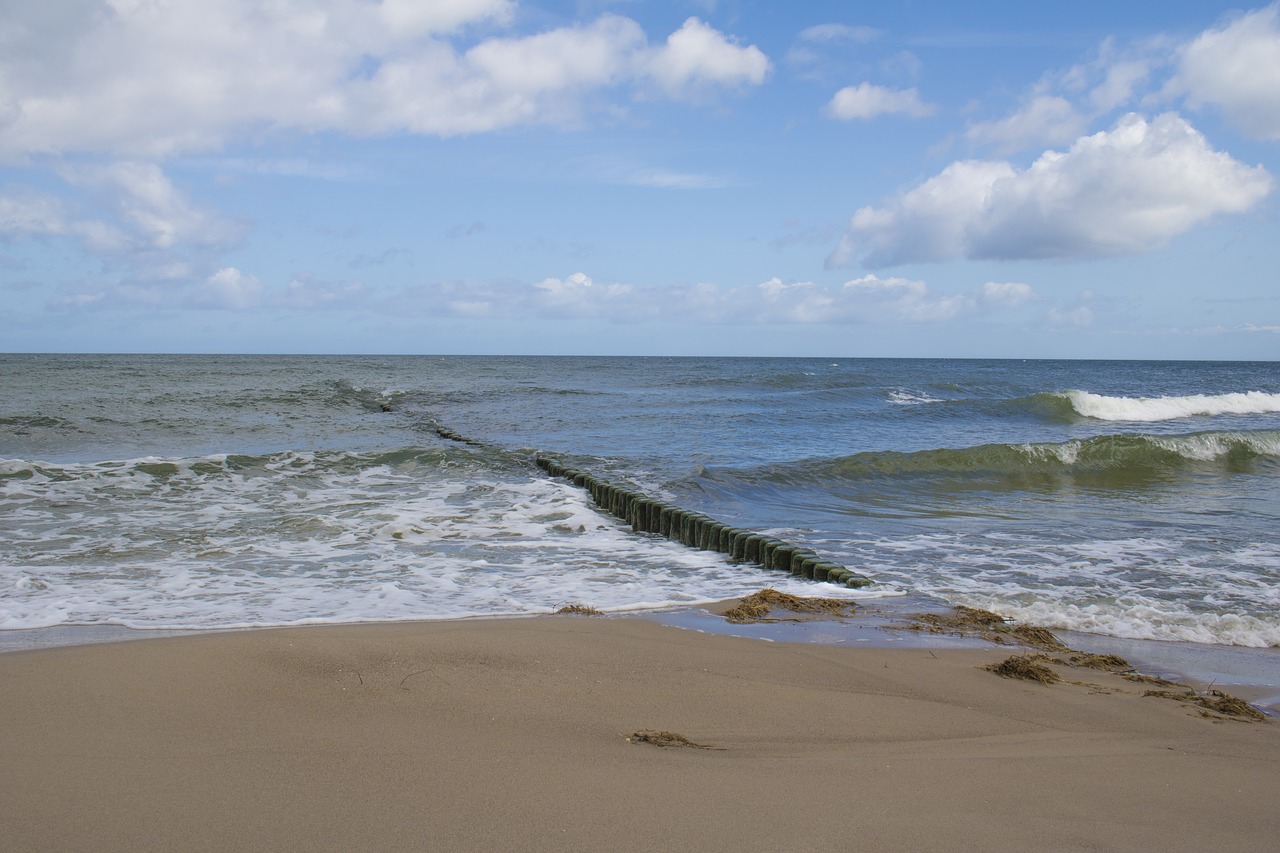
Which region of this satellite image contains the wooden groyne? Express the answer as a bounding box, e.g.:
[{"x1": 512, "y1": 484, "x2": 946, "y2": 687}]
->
[
  {"x1": 534, "y1": 455, "x2": 872, "y2": 588},
  {"x1": 431, "y1": 421, "x2": 873, "y2": 589}
]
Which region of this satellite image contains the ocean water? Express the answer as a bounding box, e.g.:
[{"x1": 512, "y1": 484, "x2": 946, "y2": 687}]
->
[{"x1": 2, "y1": 354, "x2": 1278, "y2": 652}]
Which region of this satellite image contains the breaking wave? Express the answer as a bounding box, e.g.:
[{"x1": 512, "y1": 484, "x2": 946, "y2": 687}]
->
[{"x1": 1063, "y1": 390, "x2": 1280, "y2": 422}]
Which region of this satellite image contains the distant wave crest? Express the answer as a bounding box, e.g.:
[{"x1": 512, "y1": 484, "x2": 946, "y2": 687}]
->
[
  {"x1": 888, "y1": 389, "x2": 946, "y2": 405},
  {"x1": 1063, "y1": 390, "x2": 1280, "y2": 422},
  {"x1": 702, "y1": 430, "x2": 1280, "y2": 492}
]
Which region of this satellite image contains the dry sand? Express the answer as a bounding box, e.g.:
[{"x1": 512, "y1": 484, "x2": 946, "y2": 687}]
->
[{"x1": 2, "y1": 614, "x2": 1278, "y2": 852}]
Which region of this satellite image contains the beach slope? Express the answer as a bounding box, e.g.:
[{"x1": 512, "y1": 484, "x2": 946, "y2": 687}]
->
[{"x1": 2, "y1": 617, "x2": 1277, "y2": 851}]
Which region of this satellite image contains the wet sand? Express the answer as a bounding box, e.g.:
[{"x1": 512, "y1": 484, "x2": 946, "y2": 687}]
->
[{"x1": 2, "y1": 614, "x2": 1278, "y2": 851}]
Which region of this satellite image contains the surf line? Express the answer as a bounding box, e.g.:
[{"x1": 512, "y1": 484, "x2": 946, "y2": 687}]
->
[{"x1": 432, "y1": 422, "x2": 873, "y2": 589}]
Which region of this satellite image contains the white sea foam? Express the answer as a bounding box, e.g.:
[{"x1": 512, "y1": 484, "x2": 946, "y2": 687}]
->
[
  {"x1": 958, "y1": 597, "x2": 1280, "y2": 648},
  {"x1": 1067, "y1": 390, "x2": 1280, "y2": 422},
  {"x1": 820, "y1": 531, "x2": 1280, "y2": 648},
  {"x1": 0, "y1": 450, "x2": 872, "y2": 631},
  {"x1": 889, "y1": 389, "x2": 945, "y2": 405}
]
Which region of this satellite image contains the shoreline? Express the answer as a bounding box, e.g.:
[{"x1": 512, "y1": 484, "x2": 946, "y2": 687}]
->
[
  {"x1": 7, "y1": 594, "x2": 1278, "y2": 714},
  {"x1": 2, "y1": 611, "x2": 1278, "y2": 851}
]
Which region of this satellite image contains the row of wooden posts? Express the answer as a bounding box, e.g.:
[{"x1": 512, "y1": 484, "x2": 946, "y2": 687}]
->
[
  {"x1": 535, "y1": 455, "x2": 873, "y2": 589},
  {"x1": 431, "y1": 421, "x2": 872, "y2": 589}
]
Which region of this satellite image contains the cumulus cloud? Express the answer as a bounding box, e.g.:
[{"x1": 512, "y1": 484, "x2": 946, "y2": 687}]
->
[
  {"x1": 533, "y1": 272, "x2": 636, "y2": 317},
  {"x1": 825, "y1": 83, "x2": 935, "y2": 120},
  {"x1": 646, "y1": 17, "x2": 770, "y2": 97},
  {"x1": 981, "y1": 281, "x2": 1036, "y2": 306},
  {"x1": 967, "y1": 7, "x2": 1280, "y2": 155},
  {"x1": 189, "y1": 267, "x2": 262, "y2": 310},
  {"x1": 1170, "y1": 3, "x2": 1280, "y2": 139},
  {"x1": 0, "y1": 3, "x2": 769, "y2": 159},
  {"x1": 966, "y1": 35, "x2": 1156, "y2": 155},
  {"x1": 831, "y1": 113, "x2": 1273, "y2": 268}
]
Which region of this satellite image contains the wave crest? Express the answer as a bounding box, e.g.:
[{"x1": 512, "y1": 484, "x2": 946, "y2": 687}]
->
[
  {"x1": 701, "y1": 430, "x2": 1280, "y2": 492},
  {"x1": 1064, "y1": 390, "x2": 1280, "y2": 422}
]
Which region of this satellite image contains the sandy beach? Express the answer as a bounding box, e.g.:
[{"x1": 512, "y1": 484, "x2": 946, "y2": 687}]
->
[{"x1": 2, "y1": 611, "x2": 1278, "y2": 852}]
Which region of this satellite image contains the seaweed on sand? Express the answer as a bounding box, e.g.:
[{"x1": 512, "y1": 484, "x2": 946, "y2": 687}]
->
[
  {"x1": 722, "y1": 588, "x2": 857, "y2": 624},
  {"x1": 555, "y1": 603, "x2": 604, "y2": 616},
  {"x1": 1065, "y1": 652, "x2": 1131, "y2": 671},
  {"x1": 1008, "y1": 625, "x2": 1069, "y2": 651},
  {"x1": 1144, "y1": 688, "x2": 1267, "y2": 722},
  {"x1": 985, "y1": 655, "x2": 1062, "y2": 685},
  {"x1": 628, "y1": 730, "x2": 720, "y2": 749},
  {"x1": 908, "y1": 606, "x2": 1067, "y2": 650}
]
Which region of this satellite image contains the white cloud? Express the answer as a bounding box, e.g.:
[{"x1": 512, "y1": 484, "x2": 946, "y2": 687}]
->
[
  {"x1": 2, "y1": 161, "x2": 237, "y2": 255},
  {"x1": 753, "y1": 277, "x2": 840, "y2": 323},
  {"x1": 1085, "y1": 57, "x2": 1152, "y2": 113},
  {"x1": 0, "y1": 3, "x2": 768, "y2": 159},
  {"x1": 982, "y1": 281, "x2": 1035, "y2": 306},
  {"x1": 646, "y1": 17, "x2": 770, "y2": 97},
  {"x1": 1170, "y1": 3, "x2": 1280, "y2": 140},
  {"x1": 825, "y1": 83, "x2": 934, "y2": 120},
  {"x1": 533, "y1": 272, "x2": 637, "y2": 317},
  {"x1": 0, "y1": 192, "x2": 80, "y2": 241},
  {"x1": 786, "y1": 23, "x2": 881, "y2": 80},
  {"x1": 190, "y1": 267, "x2": 262, "y2": 310},
  {"x1": 1049, "y1": 305, "x2": 1095, "y2": 327},
  {"x1": 966, "y1": 95, "x2": 1089, "y2": 152},
  {"x1": 376, "y1": 0, "x2": 514, "y2": 34},
  {"x1": 467, "y1": 15, "x2": 643, "y2": 96},
  {"x1": 831, "y1": 113, "x2": 1273, "y2": 268},
  {"x1": 61, "y1": 161, "x2": 240, "y2": 250},
  {"x1": 967, "y1": 7, "x2": 1280, "y2": 155},
  {"x1": 795, "y1": 24, "x2": 880, "y2": 45},
  {"x1": 841, "y1": 274, "x2": 975, "y2": 322},
  {"x1": 965, "y1": 34, "x2": 1157, "y2": 155},
  {"x1": 384, "y1": 271, "x2": 1038, "y2": 327}
]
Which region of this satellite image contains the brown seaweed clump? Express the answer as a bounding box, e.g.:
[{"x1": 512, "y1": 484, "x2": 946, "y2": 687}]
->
[
  {"x1": 913, "y1": 605, "x2": 1007, "y2": 632},
  {"x1": 1007, "y1": 625, "x2": 1069, "y2": 651},
  {"x1": 985, "y1": 655, "x2": 1062, "y2": 685},
  {"x1": 555, "y1": 603, "x2": 604, "y2": 616},
  {"x1": 1144, "y1": 688, "x2": 1267, "y2": 722},
  {"x1": 1064, "y1": 652, "x2": 1131, "y2": 671},
  {"x1": 628, "y1": 730, "x2": 719, "y2": 749},
  {"x1": 909, "y1": 606, "x2": 1067, "y2": 650},
  {"x1": 722, "y1": 588, "x2": 857, "y2": 624}
]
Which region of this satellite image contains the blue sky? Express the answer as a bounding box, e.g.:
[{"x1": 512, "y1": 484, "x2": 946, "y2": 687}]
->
[{"x1": 2, "y1": 0, "x2": 1278, "y2": 358}]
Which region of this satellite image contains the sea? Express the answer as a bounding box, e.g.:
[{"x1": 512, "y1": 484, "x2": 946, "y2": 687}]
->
[{"x1": 3, "y1": 354, "x2": 1279, "y2": 668}]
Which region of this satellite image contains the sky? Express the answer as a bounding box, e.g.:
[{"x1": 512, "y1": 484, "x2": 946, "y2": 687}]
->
[{"x1": 1, "y1": 0, "x2": 1278, "y2": 359}]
